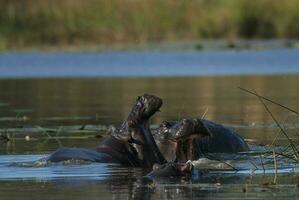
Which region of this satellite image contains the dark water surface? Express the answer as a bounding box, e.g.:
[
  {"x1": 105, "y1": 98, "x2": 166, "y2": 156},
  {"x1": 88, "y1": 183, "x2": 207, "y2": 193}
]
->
[{"x1": 1, "y1": 50, "x2": 299, "y2": 199}]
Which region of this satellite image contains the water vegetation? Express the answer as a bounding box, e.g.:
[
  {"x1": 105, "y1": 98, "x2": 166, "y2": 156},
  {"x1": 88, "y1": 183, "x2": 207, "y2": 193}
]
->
[
  {"x1": 1, "y1": 0, "x2": 299, "y2": 51},
  {"x1": 239, "y1": 87, "x2": 299, "y2": 184}
]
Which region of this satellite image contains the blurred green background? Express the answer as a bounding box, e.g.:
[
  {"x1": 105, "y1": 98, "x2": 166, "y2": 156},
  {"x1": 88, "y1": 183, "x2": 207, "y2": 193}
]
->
[{"x1": 1, "y1": 0, "x2": 299, "y2": 51}]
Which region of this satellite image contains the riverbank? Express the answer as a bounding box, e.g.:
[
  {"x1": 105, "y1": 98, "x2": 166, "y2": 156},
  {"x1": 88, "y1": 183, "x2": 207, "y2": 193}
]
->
[
  {"x1": 1, "y1": 0, "x2": 299, "y2": 51},
  {"x1": 2, "y1": 39, "x2": 299, "y2": 53}
]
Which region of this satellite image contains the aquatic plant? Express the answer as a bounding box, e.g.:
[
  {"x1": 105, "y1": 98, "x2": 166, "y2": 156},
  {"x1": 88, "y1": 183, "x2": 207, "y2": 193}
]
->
[{"x1": 239, "y1": 87, "x2": 299, "y2": 184}]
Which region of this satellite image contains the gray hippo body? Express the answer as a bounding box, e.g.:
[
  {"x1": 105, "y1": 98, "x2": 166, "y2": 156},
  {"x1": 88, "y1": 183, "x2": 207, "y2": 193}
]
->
[
  {"x1": 46, "y1": 136, "x2": 140, "y2": 166},
  {"x1": 194, "y1": 119, "x2": 249, "y2": 154},
  {"x1": 45, "y1": 147, "x2": 113, "y2": 163}
]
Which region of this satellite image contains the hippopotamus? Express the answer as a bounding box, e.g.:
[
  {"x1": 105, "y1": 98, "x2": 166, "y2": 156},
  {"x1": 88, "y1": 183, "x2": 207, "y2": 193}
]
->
[
  {"x1": 153, "y1": 118, "x2": 249, "y2": 163},
  {"x1": 146, "y1": 118, "x2": 249, "y2": 179},
  {"x1": 44, "y1": 94, "x2": 196, "y2": 178},
  {"x1": 46, "y1": 94, "x2": 166, "y2": 168}
]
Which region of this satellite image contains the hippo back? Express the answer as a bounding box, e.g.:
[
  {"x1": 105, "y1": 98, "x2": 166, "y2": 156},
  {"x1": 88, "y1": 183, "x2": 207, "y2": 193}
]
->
[{"x1": 197, "y1": 119, "x2": 249, "y2": 154}]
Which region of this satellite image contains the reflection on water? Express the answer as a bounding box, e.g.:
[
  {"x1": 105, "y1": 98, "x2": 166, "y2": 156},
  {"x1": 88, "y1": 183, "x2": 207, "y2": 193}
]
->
[
  {"x1": 1, "y1": 180, "x2": 299, "y2": 200},
  {"x1": 1, "y1": 153, "x2": 299, "y2": 200},
  {"x1": 0, "y1": 75, "x2": 299, "y2": 141},
  {"x1": 1, "y1": 75, "x2": 299, "y2": 199}
]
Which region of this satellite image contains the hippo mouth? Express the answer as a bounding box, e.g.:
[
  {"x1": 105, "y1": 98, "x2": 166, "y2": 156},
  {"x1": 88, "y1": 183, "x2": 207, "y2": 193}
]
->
[
  {"x1": 126, "y1": 94, "x2": 163, "y2": 126},
  {"x1": 112, "y1": 94, "x2": 163, "y2": 140},
  {"x1": 112, "y1": 94, "x2": 166, "y2": 167},
  {"x1": 154, "y1": 118, "x2": 211, "y2": 163}
]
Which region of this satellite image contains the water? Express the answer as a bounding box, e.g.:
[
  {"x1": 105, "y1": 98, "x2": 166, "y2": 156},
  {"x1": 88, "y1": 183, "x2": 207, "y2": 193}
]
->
[
  {"x1": 1, "y1": 50, "x2": 299, "y2": 199},
  {"x1": 1, "y1": 49, "x2": 299, "y2": 78}
]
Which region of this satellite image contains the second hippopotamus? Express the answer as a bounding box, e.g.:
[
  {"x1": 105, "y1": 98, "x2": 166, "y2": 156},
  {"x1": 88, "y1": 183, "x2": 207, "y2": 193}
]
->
[{"x1": 153, "y1": 118, "x2": 249, "y2": 163}]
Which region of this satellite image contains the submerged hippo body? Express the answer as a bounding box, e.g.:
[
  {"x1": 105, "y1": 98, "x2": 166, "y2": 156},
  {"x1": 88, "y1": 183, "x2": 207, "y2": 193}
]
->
[
  {"x1": 45, "y1": 147, "x2": 113, "y2": 163},
  {"x1": 46, "y1": 136, "x2": 139, "y2": 166},
  {"x1": 153, "y1": 118, "x2": 249, "y2": 162}
]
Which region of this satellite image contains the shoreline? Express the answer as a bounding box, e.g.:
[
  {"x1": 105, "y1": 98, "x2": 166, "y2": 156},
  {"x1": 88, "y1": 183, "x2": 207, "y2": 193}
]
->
[{"x1": 1, "y1": 39, "x2": 299, "y2": 53}]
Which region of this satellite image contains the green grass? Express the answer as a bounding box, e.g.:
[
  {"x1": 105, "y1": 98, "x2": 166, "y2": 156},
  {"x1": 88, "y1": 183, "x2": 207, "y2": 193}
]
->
[{"x1": 1, "y1": 0, "x2": 299, "y2": 50}]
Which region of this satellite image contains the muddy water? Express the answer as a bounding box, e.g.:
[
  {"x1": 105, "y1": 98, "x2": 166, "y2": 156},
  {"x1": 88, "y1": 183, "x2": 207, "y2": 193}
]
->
[{"x1": 0, "y1": 52, "x2": 299, "y2": 199}]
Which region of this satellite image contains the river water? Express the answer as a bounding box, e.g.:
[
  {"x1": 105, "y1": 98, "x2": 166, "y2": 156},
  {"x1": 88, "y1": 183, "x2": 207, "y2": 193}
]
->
[{"x1": 0, "y1": 49, "x2": 299, "y2": 199}]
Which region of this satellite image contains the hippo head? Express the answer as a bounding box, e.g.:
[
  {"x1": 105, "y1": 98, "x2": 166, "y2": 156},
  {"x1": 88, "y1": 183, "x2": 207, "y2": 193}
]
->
[
  {"x1": 127, "y1": 94, "x2": 166, "y2": 167},
  {"x1": 154, "y1": 118, "x2": 210, "y2": 163},
  {"x1": 112, "y1": 94, "x2": 162, "y2": 139},
  {"x1": 126, "y1": 94, "x2": 163, "y2": 127},
  {"x1": 110, "y1": 94, "x2": 166, "y2": 167}
]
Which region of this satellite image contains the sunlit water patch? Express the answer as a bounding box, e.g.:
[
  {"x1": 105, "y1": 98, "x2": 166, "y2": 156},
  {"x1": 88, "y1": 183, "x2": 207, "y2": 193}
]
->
[
  {"x1": 0, "y1": 154, "x2": 146, "y2": 181},
  {"x1": 1, "y1": 145, "x2": 299, "y2": 181}
]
